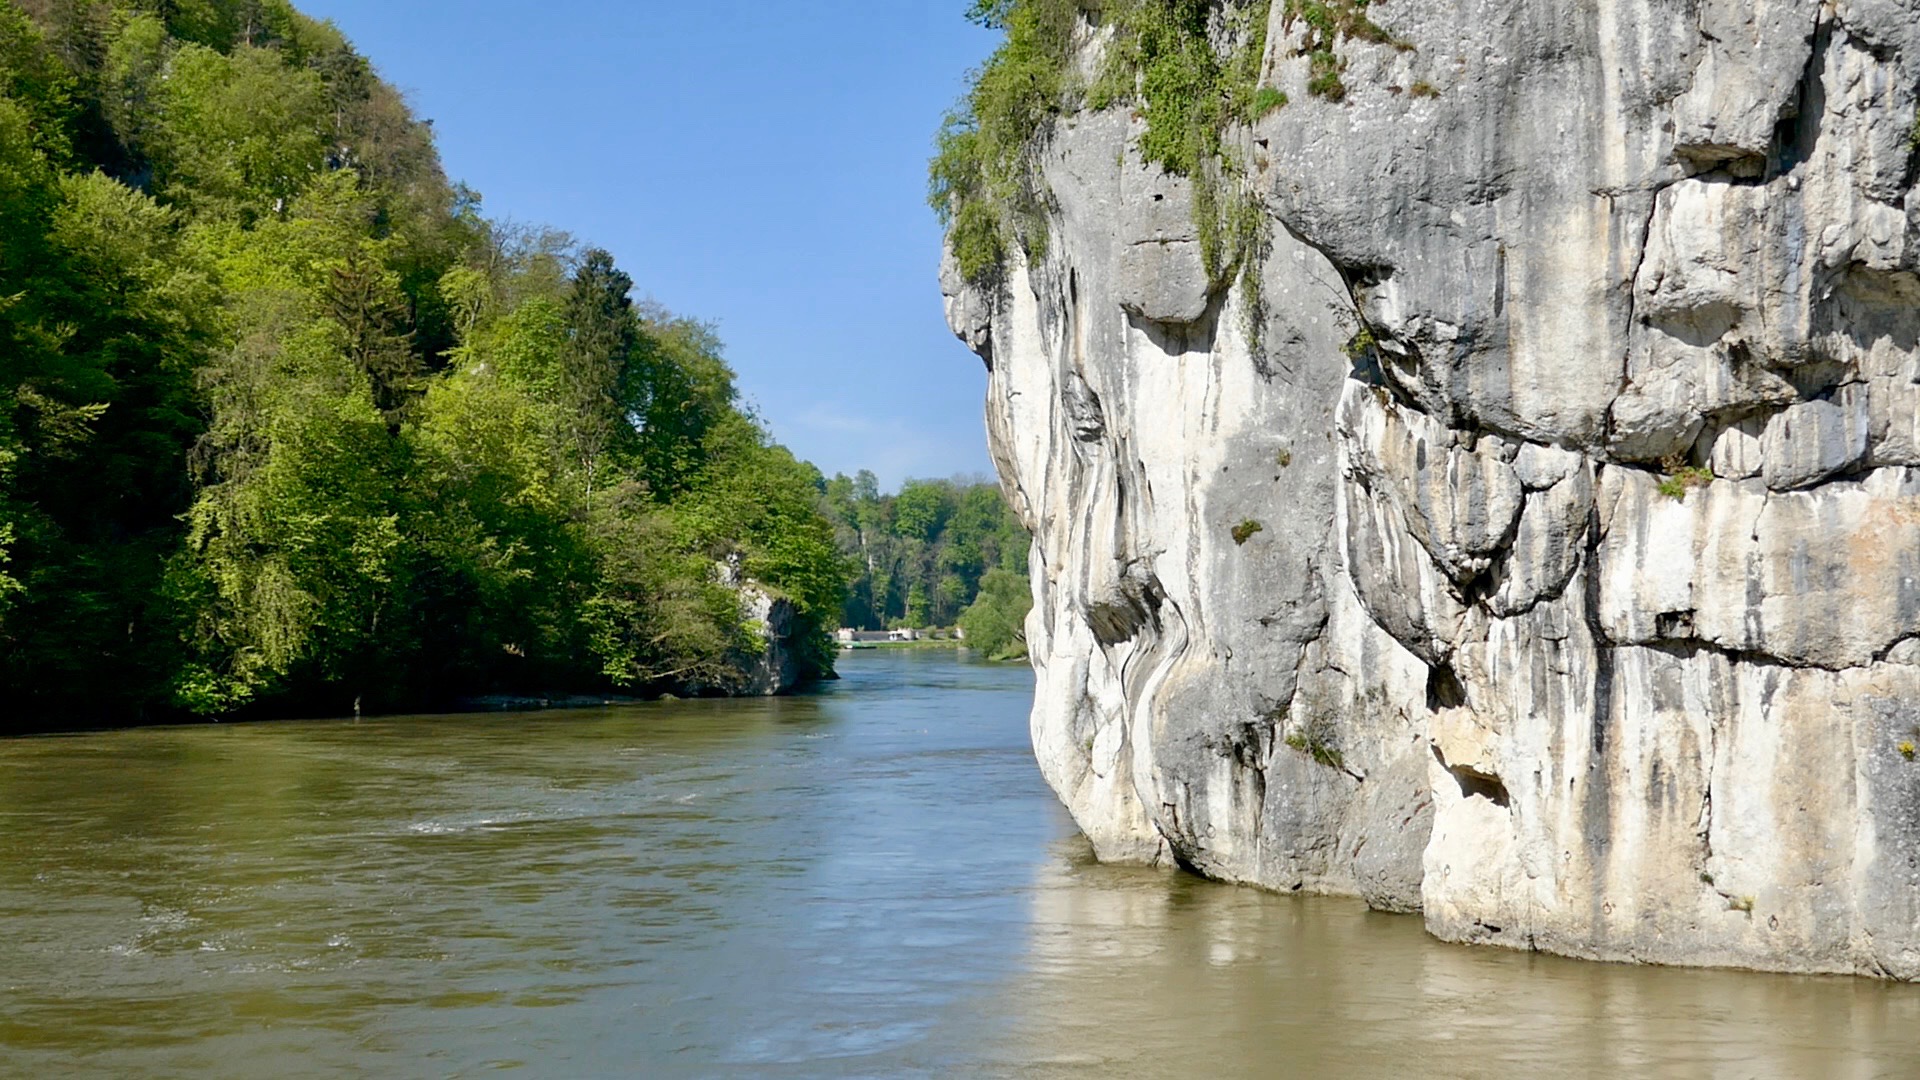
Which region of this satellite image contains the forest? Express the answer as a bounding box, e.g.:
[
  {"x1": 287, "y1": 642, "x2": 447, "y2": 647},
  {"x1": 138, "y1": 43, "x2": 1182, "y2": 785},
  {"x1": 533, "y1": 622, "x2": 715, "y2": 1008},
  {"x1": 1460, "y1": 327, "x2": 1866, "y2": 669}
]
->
[
  {"x1": 823, "y1": 474, "x2": 1023, "y2": 627},
  {"x1": 0, "y1": 0, "x2": 1031, "y2": 731}
]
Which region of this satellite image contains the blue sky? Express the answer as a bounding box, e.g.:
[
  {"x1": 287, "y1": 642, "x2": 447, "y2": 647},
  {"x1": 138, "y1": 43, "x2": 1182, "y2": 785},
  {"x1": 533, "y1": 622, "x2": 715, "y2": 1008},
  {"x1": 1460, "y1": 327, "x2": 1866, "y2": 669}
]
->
[{"x1": 297, "y1": 1, "x2": 999, "y2": 490}]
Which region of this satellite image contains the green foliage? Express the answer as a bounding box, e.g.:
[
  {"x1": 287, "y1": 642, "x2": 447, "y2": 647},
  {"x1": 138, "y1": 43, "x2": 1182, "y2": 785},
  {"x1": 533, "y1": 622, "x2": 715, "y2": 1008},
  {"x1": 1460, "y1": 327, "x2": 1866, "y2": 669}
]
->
[
  {"x1": 1102, "y1": 0, "x2": 1272, "y2": 177},
  {"x1": 927, "y1": 0, "x2": 1081, "y2": 286},
  {"x1": 152, "y1": 43, "x2": 328, "y2": 218},
  {"x1": 1282, "y1": 0, "x2": 1396, "y2": 100},
  {"x1": 959, "y1": 567, "x2": 1033, "y2": 660},
  {"x1": 1306, "y1": 49, "x2": 1346, "y2": 101},
  {"x1": 1656, "y1": 464, "x2": 1714, "y2": 501},
  {"x1": 1284, "y1": 0, "x2": 1390, "y2": 43},
  {"x1": 1284, "y1": 728, "x2": 1345, "y2": 770},
  {"x1": 934, "y1": 0, "x2": 1297, "y2": 360},
  {"x1": 1409, "y1": 79, "x2": 1438, "y2": 98},
  {"x1": 0, "y1": 0, "x2": 855, "y2": 728},
  {"x1": 1345, "y1": 325, "x2": 1377, "y2": 357},
  {"x1": 1231, "y1": 518, "x2": 1265, "y2": 545},
  {"x1": 824, "y1": 473, "x2": 1030, "y2": 632},
  {"x1": 932, "y1": 0, "x2": 1278, "y2": 288}
]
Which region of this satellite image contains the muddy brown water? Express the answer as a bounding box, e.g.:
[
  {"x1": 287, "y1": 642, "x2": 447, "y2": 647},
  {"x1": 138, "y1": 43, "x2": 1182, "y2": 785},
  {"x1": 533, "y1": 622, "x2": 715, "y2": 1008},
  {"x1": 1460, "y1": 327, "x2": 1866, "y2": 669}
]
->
[{"x1": 2, "y1": 650, "x2": 1917, "y2": 1077}]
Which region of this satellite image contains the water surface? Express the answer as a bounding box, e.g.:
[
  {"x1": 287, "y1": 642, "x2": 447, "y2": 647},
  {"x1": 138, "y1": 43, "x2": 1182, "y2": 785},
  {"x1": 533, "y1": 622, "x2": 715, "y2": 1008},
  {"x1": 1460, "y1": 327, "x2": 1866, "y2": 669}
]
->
[{"x1": 2, "y1": 651, "x2": 1916, "y2": 1077}]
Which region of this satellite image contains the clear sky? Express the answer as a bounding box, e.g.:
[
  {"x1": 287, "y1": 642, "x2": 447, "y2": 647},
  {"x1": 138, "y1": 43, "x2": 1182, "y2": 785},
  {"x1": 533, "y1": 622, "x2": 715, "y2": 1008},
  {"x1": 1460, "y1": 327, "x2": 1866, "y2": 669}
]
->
[{"x1": 295, "y1": 1, "x2": 999, "y2": 491}]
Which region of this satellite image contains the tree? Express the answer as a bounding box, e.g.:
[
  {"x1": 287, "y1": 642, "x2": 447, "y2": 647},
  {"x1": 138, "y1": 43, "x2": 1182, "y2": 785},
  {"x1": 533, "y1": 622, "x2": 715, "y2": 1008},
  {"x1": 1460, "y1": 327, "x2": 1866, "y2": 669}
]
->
[
  {"x1": 959, "y1": 567, "x2": 1031, "y2": 660},
  {"x1": 558, "y1": 247, "x2": 635, "y2": 492},
  {"x1": 323, "y1": 247, "x2": 418, "y2": 422},
  {"x1": 152, "y1": 43, "x2": 327, "y2": 218},
  {"x1": 0, "y1": 1, "x2": 859, "y2": 728}
]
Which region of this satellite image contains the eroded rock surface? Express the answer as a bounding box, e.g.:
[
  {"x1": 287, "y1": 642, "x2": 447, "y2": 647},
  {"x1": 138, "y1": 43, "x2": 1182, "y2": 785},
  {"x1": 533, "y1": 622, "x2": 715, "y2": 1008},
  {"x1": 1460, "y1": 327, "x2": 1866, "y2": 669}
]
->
[{"x1": 945, "y1": 0, "x2": 1920, "y2": 978}]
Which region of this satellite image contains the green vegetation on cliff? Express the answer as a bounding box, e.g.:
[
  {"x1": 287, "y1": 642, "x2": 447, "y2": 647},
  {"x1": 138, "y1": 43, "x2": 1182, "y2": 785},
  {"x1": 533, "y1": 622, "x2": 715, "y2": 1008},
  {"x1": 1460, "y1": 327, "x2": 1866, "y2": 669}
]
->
[
  {"x1": 0, "y1": 0, "x2": 849, "y2": 728},
  {"x1": 932, "y1": 1, "x2": 1404, "y2": 307},
  {"x1": 930, "y1": 0, "x2": 1274, "y2": 289}
]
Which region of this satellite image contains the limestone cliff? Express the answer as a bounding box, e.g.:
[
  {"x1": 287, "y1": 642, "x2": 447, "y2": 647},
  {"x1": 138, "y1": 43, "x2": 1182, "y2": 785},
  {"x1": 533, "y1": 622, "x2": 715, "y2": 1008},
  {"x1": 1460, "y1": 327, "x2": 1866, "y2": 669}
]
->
[{"x1": 945, "y1": 0, "x2": 1920, "y2": 978}]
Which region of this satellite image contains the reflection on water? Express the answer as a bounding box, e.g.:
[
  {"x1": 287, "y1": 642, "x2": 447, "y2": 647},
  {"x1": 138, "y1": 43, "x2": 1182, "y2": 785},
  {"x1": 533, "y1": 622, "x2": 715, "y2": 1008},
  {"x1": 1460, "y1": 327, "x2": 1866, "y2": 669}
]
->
[
  {"x1": 1, "y1": 651, "x2": 1916, "y2": 1078},
  {"x1": 972, "y1": 851, "x2": 1920, "y2": 1079}
]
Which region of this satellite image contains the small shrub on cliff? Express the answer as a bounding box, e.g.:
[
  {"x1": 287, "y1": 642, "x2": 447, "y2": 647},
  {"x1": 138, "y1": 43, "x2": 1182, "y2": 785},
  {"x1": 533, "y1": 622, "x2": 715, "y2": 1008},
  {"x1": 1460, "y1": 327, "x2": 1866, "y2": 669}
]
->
[
  {"x1": 1345, "y1": 325, "x2": 1377, "y2": 358},
  {"x1": 1096, "y1": 0, "x2": 1273, "y2": 178},
  {"x1": 1306, "y1": 49, "x2": 1346, "y2": 100},
  {"x1": 1283, "y1": 0, "x2": 1393, "y2": 100},
  {"x1": 1656, "y1": 464, "x2": 1714, "y2": 501},
  {"x1": 1251, "y1": 86, "x2": 1290, "y2": 118},
  {"x1": 1284, "y1": 0, "x2": 1391, "y2": 45},
  {"x1": 1231, "y1": 519, "x2": 1265, "y2": 545},
  {"x1": 1284, "y1": 718, "x2": 1345, "y2": 770}
]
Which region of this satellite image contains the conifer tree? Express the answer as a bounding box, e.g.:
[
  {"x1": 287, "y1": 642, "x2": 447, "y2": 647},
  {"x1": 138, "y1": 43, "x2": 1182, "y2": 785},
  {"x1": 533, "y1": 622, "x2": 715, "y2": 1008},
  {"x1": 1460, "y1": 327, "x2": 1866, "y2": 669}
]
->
[{"x1": 558, "y1": 248, "x2": 636, "y2": 492}]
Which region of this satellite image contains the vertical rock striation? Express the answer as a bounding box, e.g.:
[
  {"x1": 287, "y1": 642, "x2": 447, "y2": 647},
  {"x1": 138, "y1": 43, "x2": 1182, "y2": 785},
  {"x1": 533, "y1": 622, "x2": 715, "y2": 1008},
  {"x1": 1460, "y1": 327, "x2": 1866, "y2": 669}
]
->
[{"x1": 945, "y1": 0, "x2": 1920, "y2": 977}]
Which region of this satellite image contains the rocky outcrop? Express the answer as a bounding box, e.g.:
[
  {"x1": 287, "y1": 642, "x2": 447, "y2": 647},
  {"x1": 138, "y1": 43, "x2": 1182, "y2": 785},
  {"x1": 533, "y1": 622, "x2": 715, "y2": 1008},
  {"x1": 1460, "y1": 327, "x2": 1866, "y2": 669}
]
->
[
  {"x1": 715, "y1": 557, "x2": 802, "y2": 697},
  {"x1": 737, "y1": 585, "x2": 801, "y2": 696},
  {"x1": 946, "y1": 0, "x2": 1920, "y2": 978}
]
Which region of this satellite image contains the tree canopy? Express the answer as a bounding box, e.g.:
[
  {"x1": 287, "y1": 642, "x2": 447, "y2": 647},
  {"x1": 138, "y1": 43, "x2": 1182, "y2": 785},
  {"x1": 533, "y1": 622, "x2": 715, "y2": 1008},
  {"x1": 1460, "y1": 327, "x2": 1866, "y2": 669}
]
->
[
  {"x1": 0, "y1": 0, "x2": 860, "y2": 728},
  {"x1": 821, "y1": 473, "x2": 1031, "y2": 647}
]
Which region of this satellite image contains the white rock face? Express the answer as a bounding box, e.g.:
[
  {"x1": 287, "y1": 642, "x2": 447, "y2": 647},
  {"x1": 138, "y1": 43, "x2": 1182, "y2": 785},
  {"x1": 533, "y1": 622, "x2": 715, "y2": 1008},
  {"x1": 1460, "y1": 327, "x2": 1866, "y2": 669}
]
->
[
  {"x1": 738, "y1": 585, "x2": 800, "y2": 697},
  {"x1": 945, "y1": 0, "x2": 1920, "y2": 977},
  {"x1": 713, "y1": 557, "x2": 801, "y2": 697}
]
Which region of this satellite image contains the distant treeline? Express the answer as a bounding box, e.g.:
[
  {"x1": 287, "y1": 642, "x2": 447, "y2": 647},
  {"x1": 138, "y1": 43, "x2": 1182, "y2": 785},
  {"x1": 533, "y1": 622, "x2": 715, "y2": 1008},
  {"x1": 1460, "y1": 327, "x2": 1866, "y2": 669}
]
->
[
  {"x1": 0, "y1": 0, "x2": 849, "y2": 728},
  {"x1": 822, "y1": 473, "x2": 1032, "y2": 658}
]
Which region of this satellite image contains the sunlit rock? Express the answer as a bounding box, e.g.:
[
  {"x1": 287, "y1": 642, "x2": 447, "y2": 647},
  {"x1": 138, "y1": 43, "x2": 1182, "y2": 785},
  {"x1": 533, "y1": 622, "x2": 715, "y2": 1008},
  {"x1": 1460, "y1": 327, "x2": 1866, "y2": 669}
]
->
[{"x1": 945, "y1": 0, "x2": 1920, "y2": 978}]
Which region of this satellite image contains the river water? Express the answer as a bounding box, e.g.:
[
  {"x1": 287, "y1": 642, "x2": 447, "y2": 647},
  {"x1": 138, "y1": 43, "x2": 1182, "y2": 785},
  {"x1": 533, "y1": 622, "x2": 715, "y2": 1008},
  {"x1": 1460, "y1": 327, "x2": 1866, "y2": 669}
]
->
[{"x1": 3, "y1": 650, "x2": 1918, "y2": 1077}]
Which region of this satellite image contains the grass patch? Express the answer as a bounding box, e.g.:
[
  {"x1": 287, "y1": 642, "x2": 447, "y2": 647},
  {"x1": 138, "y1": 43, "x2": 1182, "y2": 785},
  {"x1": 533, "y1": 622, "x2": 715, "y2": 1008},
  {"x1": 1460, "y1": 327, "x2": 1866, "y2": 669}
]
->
[
  {"x1": 1282, "y1": 0, "x2": 1393, "y2": 100},
  {"x1": 1231, "y1": 518, "x2": 1265, "y2": 545},
  {"x1": 1656, "y1": 464, "x2": 1714, "y2": 501},
  {"x1": 1284, "y1": 715, "x2": 1346, "y2": 770},
  {"x1": 1306, "y1": 49, "x2": 1346, "y2": 100},
  {"x1": 1409, "y1": 79, "x2": 1438, "y2": 98}
]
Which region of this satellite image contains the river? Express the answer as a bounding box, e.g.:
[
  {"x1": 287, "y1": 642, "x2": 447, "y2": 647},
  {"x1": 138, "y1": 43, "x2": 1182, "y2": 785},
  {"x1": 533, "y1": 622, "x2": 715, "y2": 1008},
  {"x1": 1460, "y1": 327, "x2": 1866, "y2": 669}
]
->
[{"x1": 2, "y1": 650, "x2": 1917, "y2": 1077}]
